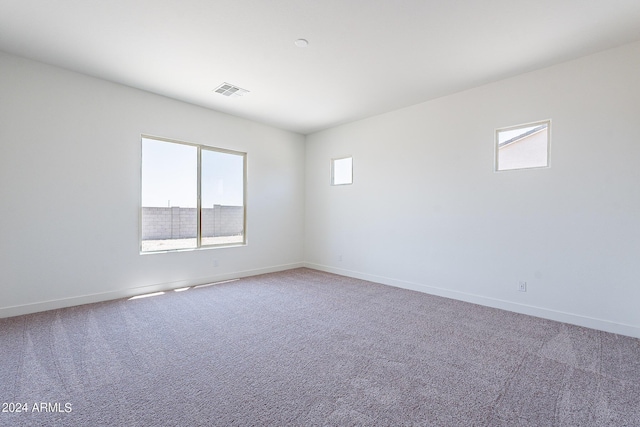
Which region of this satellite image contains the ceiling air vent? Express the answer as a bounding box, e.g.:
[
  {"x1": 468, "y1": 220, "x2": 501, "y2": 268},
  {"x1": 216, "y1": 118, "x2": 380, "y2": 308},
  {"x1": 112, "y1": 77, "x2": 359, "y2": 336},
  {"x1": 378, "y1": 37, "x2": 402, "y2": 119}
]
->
[{"x1": 213, "y1": 82, "x2": 249, "y2": 97}]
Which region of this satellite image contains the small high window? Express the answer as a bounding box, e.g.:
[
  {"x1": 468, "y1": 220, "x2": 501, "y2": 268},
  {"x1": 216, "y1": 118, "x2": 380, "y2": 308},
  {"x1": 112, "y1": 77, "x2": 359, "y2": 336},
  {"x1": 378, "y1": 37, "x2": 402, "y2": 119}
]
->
[
  {"x1": 331, "y1": 156, "x2": 353, "y2": 185},
  {"x1": 496, "y1": 120, "x2": 550, "y2": 171}
]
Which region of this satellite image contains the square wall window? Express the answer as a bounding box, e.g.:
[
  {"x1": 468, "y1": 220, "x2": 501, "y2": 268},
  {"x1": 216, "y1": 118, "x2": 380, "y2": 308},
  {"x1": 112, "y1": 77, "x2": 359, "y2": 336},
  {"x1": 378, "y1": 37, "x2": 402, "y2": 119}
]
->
[
  {"x1": 141, "y1": 135, "x2": 246, "y2": 253},
  {"x1": 496, "y1": 120, "x2": 550, "y2": 171},
  {"x1": 331, "y1": 156, "x2": 353, "y2": 185}
]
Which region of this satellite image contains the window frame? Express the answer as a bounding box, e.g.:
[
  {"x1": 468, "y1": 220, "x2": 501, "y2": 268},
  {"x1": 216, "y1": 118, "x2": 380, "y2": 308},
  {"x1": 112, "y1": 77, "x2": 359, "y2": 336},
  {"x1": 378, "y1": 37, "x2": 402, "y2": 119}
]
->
[
  {"x1": 140, "y1": 135, "x2": 247, "y2": 254},
  {"x1": 495, "y1": 119, "x2": 551, "y2": 172},
  {"x1": 331, "y1": 156, "x2": 353, "y2": 186}
]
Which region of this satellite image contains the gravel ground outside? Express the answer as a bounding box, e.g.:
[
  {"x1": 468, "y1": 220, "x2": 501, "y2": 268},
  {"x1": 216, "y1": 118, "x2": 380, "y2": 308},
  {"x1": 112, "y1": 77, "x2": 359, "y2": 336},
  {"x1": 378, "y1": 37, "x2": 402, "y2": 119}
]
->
[{"x1": 141, "y1": 235, "x2": 243, "y2": 252}]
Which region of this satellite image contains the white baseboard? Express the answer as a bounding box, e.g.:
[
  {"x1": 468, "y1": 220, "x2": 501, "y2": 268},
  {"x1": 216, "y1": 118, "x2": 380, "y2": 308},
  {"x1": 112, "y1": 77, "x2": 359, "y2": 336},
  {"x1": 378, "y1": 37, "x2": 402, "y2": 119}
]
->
[
  {"x1": 0, "y1": 262, "x2": 305, "y2": 319},
  {"x1": 304, "y1": 262, "x2": 640, "y2": 340}
]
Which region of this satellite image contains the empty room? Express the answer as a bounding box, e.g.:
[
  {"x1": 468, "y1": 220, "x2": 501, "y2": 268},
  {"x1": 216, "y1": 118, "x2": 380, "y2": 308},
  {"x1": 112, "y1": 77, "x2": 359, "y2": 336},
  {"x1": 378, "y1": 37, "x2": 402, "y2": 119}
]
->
[{"x1": 1, "y1": 0, "x2": 639, "y2": 425}]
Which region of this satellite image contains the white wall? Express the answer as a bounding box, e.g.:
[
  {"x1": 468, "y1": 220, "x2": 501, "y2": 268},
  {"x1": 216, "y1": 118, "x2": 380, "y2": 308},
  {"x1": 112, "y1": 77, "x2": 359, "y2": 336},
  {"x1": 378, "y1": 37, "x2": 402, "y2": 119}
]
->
[
  {"x1": 0, "y1": 51, "x2": 305, "y2": 316},
  {"x1": 305, "y1": 41, "x2": 640, "y2": 338}
]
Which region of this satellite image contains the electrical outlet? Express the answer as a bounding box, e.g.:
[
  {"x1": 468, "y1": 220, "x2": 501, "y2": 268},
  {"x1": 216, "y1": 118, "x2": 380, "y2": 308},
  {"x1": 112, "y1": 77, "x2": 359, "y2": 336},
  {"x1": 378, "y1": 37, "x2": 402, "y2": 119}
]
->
[
  {"x1": 338, "y1": 255, "x2": 343, "y2": 262},
  {"x1": 518, "y1": 281, "x2": 527, "y2": 292},
  {"x1": 213, "y1": 259, "x2": 219, "y2": 267}
]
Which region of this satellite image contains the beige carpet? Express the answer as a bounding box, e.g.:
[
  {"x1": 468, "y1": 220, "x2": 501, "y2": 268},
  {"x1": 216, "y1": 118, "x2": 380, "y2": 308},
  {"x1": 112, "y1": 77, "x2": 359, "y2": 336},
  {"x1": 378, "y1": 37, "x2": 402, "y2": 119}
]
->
[{"x1": 1, "y1": 268, "x2": 639, "y2": 426}]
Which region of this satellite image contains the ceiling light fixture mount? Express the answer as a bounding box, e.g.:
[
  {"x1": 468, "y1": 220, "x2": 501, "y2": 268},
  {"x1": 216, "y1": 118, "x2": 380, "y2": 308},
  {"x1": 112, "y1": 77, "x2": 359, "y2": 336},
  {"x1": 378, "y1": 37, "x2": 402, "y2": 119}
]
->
[{"x1": 294, "y1": 38, "x2": 309, "y2": 48}]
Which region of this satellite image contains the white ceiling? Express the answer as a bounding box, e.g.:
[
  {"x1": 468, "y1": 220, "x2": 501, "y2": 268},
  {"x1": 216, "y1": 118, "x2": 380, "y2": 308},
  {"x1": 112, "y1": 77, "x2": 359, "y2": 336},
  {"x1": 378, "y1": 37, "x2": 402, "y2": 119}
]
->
[{"x1": 1, "y1": 0, "x2": 640, "y2": 135}]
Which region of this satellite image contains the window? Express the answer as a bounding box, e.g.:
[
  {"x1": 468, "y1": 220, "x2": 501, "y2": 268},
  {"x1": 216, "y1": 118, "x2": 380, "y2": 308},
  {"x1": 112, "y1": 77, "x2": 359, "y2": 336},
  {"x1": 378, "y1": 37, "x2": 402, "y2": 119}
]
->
[
  {"x1": 331, "y1": 156, "x2": 353, "y2": 185},
  {"x1": 141, "y1": 136, "x2": 246, "y2": 252},
  {"x1": 496, "y1": 120, "x2": 550, "y2": 171}
]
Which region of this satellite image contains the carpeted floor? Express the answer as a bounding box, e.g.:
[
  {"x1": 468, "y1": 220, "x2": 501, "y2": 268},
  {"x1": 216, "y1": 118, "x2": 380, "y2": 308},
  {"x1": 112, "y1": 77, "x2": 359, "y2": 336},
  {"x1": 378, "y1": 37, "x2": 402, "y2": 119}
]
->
[{"x1": 0, "y1": 268, "x2": 639, "y2": 426}]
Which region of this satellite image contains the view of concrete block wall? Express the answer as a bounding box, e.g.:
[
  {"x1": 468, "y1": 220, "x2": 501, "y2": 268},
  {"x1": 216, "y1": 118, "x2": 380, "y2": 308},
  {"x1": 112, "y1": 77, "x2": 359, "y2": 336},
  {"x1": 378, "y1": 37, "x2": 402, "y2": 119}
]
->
[{"x1": 142, "y1": 205, "x2": 243, "y2": 240}]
